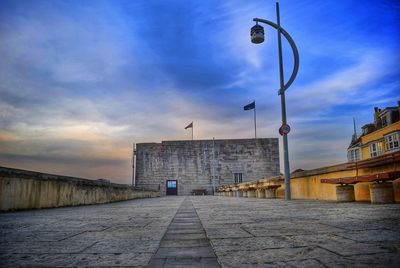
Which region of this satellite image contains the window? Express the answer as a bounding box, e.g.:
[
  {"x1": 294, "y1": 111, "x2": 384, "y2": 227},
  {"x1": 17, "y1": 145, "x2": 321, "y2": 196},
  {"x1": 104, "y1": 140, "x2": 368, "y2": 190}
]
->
[
  {"x1": 369, "y1": 142, "x2": 382, "y2": 158},
  {"x1": 381, "y1": 116, "x2": 388, "y2": 127},
  {"x1": 347, "y1": 148, "x2": 361, "y2": 162},
  {"x1": 167, "y1": 180, "x2": 176, "y2": 188},
  {"x1": 362, "y1": 128, "x2": 368, "y2": 135},
  {"x1": 233, "y1": 173, "x2": 242, "y2": 184},
  {"x1": 385, "y1": 133, "x2": 399, "y2": 151}
]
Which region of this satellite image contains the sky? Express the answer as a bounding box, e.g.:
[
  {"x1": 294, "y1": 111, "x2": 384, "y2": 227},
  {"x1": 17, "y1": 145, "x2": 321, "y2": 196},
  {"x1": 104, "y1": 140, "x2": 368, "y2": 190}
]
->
[{"x1": 0, "y1": 0, "x2": 399, "y2": 184}]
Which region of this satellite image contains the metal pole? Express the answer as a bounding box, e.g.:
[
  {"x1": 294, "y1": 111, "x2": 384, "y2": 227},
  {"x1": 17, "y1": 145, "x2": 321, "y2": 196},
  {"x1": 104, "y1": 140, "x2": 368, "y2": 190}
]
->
[
  {"x1": 254, "y1": 101, "x2": 257, "y2": 139},
  {"x1": 192, "y1": 123, "x2": 194, "y2": 141},
  {"x1": 212, "y1": 137, "x2": 216, "y2": 194},
  {"x1": 252, "y1": 18, "x2": 299, "y2": 95},
  {"x1": 132, "y1": 143, "x2": 136, "y2": 186},
  {"x1": 276, "y1": 2, "x2": 291, "y2": 200}
]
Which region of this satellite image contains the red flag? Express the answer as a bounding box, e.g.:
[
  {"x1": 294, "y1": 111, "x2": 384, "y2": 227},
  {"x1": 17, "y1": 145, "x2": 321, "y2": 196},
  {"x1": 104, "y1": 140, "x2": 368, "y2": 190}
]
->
[{"x1": 184, "y1": 122, "x2": 193, "y2": 129}]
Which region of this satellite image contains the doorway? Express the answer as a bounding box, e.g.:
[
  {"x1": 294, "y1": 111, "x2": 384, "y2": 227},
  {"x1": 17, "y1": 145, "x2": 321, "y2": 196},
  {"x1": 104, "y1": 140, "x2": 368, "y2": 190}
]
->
[{"x1": 166, "y1": 180, "x2": 178, "y2": 195}]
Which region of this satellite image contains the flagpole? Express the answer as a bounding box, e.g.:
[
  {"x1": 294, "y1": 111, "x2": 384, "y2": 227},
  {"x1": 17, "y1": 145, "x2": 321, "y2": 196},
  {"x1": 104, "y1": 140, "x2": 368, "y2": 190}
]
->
[
  {"x1": 254, "y1": 101, "x2": 257, "y2": 139},
  {"x1": 192, "y1": 122, "x2": 193, "y2": 141},
  {"x1": 212, "y1": 137, "x2": 216, "y2": 194},
  {"x1": 244, "y1": 101, "x2": 256, "y2": 139},
  {"x1": 132, "y1": 143, "x2": 136, "y2": 186}
]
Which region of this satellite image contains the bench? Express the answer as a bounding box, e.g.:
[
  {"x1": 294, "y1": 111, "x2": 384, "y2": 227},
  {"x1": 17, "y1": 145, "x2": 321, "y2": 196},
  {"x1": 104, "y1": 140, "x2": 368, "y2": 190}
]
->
[
  {"x1": 321, "y1": 171, "x2": 400, "y2": 203},
  {"x1": 321, "y1": 171, "x2": 400, "y2": 185},
  {"x1": 191, "y1": 189, "x2": 208, "y2": 195}
]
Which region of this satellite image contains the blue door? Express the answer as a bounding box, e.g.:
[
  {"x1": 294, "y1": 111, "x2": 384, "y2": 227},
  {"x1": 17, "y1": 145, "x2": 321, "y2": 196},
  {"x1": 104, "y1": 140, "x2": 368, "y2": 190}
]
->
[{"x1": 166, "y1": 180, "x2": 178, "y2": 195}]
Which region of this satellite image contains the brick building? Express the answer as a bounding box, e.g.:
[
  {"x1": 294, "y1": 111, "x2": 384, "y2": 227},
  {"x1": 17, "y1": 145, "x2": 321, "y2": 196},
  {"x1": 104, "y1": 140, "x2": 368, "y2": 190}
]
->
[{"x1": 134, "y1": 138, "x2": 280, "y2": 196}]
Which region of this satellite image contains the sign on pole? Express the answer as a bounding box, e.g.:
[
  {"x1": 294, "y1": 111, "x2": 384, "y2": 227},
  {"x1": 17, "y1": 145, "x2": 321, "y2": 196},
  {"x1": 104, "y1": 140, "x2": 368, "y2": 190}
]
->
[{"x1": 279, "y1": 124, "x2": 291, "y2": 136}]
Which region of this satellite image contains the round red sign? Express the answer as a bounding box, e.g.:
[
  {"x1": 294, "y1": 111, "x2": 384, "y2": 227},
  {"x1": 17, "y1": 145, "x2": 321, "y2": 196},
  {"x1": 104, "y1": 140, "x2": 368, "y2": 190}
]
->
[{"x1": 279, "y1": 124, "x2": 291, "y2": 135}]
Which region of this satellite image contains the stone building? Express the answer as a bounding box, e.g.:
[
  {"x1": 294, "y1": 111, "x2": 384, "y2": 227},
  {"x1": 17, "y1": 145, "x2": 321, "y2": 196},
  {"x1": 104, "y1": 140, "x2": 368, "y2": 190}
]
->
[{"x1": 135, "y1": 138, "x2": 279, "y2": 196}]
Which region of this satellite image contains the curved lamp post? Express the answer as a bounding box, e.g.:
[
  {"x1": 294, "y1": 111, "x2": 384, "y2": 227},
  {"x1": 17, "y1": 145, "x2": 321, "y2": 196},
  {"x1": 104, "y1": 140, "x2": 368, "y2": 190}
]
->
[{"x1": 250, "y1": 2, "x2": 299, "y2": 200}]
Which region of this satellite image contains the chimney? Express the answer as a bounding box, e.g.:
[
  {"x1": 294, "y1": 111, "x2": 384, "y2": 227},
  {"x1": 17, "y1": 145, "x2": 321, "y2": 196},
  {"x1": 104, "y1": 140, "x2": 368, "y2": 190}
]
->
[{"x1": 374, "y1": 107, "x2": 382, "y2": 129}]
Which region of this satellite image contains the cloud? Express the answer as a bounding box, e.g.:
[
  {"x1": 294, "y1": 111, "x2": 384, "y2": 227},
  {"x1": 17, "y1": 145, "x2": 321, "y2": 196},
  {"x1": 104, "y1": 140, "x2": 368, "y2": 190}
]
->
[
  {"x1": 0, "y1": 9, "x2": 129, "y2": 85},
  {"x1": 288, "y1": 49, "x2": 397, "y2": 117},
  {"x1": 0, "y1": 0, "x2": 399, "y2": 183}
]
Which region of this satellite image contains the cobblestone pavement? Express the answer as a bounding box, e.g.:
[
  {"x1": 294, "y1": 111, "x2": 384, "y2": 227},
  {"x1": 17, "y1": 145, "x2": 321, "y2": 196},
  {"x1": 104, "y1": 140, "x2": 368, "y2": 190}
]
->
[
  {"x1": 192, "y1": 196, "x2": 400, "y2": 268},
  {"x1": 1, "y1": 196, "x2": 400, "y2": 267}
]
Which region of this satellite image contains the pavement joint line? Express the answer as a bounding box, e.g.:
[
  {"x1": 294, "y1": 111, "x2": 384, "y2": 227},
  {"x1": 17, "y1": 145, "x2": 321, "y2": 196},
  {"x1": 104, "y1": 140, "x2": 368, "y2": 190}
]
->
[
  {"x1": 342, "y1": 250, "x2": 394, "y2": 257},
  {"x1": 96, "y1": 226, "x2": 113, "y2": 232},
  {"x1": 239, "y1": 226, "x2": 256, "y2": 237},
  {"x1": 308, "y1": 258, "x2": 329, "y2": 268},
  {"x1": 330, "y1": 232, "x2": 363, "y2": 243},
  {"x1": 79, "y1": 241, "x2": 99, "y2": 253},
  {"x1": 57, "y1": 230, "x2": 88, "y2": 242},
  {"x1": 209, "y1": 232, "x2": 332, "y2": 239},
  {"x1": 145, "y1": 197, "x2": 185, "y2": 267},
  {"x1": 314, "y1": 245, "x2": 345, "y2": 257},
  {"x1": 147, "y1": 197, "x2": 220, "y2": 267}
]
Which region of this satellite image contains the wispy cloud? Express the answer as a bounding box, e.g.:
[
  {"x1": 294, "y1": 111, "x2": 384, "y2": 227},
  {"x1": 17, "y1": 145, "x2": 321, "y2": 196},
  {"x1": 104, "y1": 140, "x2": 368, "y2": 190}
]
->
[
  {"x1": 288, "y1": 49, "x2": 396, "y2": 117},
  {"x1": 0, "y1": 0, "x2": 398, "y2": 183}
]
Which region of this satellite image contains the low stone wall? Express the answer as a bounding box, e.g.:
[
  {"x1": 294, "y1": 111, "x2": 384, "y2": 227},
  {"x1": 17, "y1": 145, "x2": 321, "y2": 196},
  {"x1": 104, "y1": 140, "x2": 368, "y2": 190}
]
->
[{"x1": 0, "y1": 166, "x2": 160, "y2": 211}]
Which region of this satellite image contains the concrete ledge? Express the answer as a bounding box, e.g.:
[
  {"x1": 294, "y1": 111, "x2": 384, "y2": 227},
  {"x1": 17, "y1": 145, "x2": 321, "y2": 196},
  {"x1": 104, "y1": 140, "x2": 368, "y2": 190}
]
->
[
  {"x1": 291, "y1": 163, "x2": 349, "y2": 179},
  {"x1": 0, "y1": 166, "x2": 160, "y2": 211}
]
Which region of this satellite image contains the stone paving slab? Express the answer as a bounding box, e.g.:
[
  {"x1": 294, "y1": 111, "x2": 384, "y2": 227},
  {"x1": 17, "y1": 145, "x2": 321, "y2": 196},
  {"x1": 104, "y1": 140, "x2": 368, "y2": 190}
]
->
[
  {"x1": 1, "y1": 196, "x2": 400, "y2": 267},
  {"x1": 213, "y1": 247, "x2": 336, "y2": 267},
  {"x1": 0, "y1": 230, "x2": 85, "y2": 242},
  {"x1": 205, "y1": 228, "x2": 254, "y2": 239},
  {"x1": 149, "y1": 257, "x2": 220, "y2": 268},
  {"x1": 0, "y1": 197, "x2": 185, "y2": 267},
  {"x1": 210, "y1": 236, "x2": 304, "y2": 251},
  {"x1": 160, "y1": 238, "x2": 210, "y2": 248},
  {"x1": 0, "y1": 240, "x2": 96, "y2": 254},
  {"x1": 191, "y1": 196, "x2": 400, "y2": 268},
  {"x1": 83, "y1": 239, "x2": 160, "y2": 254},
  {"x1": 0, "y1": 253, "x2": 154, "y2": 267},
  {"x1": 167, "y1": 228, "x2": 204, "y2": 234},
  {"x1": 334, "y1": 229, "x2": 400, "y2": 243},
  {"x1": 155, "y1": 247, "x2": 216, "y2": 258}
]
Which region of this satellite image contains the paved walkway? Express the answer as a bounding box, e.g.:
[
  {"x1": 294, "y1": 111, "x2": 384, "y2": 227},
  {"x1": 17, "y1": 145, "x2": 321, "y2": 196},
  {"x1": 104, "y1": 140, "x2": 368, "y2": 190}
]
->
[
  {"x1": 0, "y1": 197, "x2": 185, "y2": 267},
  {"x1": 148, "y1": 197, "x2": 219, "y2": 267},
  {"x1": 1, "y1": 196, "x2": 399, "y2": 267},
  {"x1": 192, "y1": 197, "x2": 400, "y2": 267}
]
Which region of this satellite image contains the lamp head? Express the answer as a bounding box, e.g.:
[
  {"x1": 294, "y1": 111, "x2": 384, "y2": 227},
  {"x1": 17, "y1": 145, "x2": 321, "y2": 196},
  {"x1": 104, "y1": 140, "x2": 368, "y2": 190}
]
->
[{"x1": 250, "y1": 23, "x2": 264, "y2": 44}]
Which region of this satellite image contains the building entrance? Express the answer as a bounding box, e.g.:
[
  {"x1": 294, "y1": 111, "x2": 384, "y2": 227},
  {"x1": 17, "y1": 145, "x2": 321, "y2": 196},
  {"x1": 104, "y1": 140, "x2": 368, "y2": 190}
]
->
[{"x1": 166, "y1": 180, "x2": 178, "y2": 195}]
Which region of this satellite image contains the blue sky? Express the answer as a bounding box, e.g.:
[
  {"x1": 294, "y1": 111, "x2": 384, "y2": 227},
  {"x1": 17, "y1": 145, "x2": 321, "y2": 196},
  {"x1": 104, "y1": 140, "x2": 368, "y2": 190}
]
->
[{"x1": 0, "y1": 0, "x2": 399, "y2": 184}]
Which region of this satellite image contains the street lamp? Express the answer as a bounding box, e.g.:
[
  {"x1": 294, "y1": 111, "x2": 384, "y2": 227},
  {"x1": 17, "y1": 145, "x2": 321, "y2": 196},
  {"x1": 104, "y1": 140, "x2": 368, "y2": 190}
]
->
[{"x1": 250, "y1": 2, "x2": 299, "y2": 200}]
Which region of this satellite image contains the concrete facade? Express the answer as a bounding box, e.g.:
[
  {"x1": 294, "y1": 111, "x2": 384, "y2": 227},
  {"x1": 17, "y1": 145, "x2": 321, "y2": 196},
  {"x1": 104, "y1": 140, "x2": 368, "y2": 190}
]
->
[{"x1": 135, "y1": 138, "x2": 280, "y2": 196}]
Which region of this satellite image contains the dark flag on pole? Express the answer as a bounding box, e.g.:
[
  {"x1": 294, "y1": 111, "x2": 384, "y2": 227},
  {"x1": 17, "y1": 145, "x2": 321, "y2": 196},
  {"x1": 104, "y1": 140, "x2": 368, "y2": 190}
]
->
[
  {"x1": 243, "y1": 101, "x2": 257, "y2": 139},
  {"x1": 184, "y1": 122, "x2": 193, "y2": 129},
  {"x1": 185, "y1": 122, "x2": 194, "y2": 140},
  {"x1": 243, "y1": 101, "x2": 255, "y2": 110}
]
